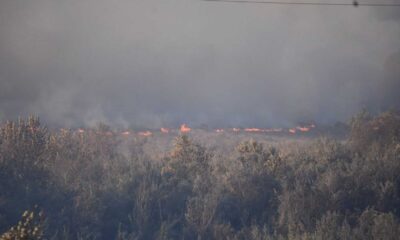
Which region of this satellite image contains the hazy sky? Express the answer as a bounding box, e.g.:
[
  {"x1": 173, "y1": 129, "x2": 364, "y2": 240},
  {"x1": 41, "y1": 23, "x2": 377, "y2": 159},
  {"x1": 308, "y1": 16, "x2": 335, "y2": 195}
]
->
[{"x1": 0, "y1": 0, "x2": 399, "y2": 128}]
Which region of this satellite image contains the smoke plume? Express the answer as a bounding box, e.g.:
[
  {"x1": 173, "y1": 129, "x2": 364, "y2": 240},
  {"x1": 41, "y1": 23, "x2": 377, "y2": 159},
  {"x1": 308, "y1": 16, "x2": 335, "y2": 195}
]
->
[{"x1": 0, "y1": 0, "x2": 399, "y2": 128}]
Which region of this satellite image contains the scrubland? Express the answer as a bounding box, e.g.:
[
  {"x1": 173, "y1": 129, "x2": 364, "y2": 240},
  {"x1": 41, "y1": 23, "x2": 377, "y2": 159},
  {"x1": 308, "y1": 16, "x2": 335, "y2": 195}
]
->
[{"x1": 1, "y1": 111, "x2": 400, "y2": 239}]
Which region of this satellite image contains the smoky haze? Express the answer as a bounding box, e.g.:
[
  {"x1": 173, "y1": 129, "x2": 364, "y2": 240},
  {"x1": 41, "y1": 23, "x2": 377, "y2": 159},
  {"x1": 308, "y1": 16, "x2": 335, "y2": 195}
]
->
[{"x1": 0, "y1": 0, "x2": 399, "y2": 128}]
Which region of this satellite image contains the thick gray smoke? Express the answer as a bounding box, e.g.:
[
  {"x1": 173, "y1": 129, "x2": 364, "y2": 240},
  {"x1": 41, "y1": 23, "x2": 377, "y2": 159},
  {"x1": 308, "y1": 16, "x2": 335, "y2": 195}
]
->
[{"x1": 0, "y1": 0, "x2": 399, "y2": 128}]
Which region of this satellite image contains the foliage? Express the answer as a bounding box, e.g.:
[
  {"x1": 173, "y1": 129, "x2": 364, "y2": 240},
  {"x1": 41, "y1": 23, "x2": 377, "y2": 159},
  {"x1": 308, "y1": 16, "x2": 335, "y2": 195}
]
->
[{"x1": 0, "y1": 111, "x2": 399, "y2": 239}]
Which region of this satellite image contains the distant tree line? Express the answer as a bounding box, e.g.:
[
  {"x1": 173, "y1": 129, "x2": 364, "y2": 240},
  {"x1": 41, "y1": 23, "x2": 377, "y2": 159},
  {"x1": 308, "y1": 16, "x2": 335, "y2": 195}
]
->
[{"x1": 0, "y1": 111, "x2": 400, "y2": 239}]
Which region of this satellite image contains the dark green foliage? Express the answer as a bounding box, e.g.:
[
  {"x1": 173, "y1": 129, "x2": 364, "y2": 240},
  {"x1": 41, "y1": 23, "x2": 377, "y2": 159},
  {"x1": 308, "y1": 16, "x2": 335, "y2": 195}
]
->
[{"x1": 0, "y1": 111, "x2": 400, "y2": 239}]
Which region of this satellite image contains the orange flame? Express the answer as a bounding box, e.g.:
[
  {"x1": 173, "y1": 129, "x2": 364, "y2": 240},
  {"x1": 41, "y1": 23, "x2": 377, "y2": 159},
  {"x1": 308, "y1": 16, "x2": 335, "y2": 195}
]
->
[
  {"x1": 161, "y1": 128, "x2": 169, "y2": 133},
  {"x1": 121, "y1": 131, "x2": 131, "y2": 136},
  {"x1": 296, "y1": 126, "x2": 311, "y2": 132},
  {"x1": 295, "y1": 124, "x2": 316, "y2": 133},
  {"x1": 138, "y1": 131, "x2": 152, "y2": 137},
  {"x1": 180, "y1": 124, "x2": 191, "y2": 133},
  {"x1": 244, "y1": 128, "x2": 263, "y2": 132},
  {"x1": 289, "y1": 128, "x2": 296, "y2": 134}
]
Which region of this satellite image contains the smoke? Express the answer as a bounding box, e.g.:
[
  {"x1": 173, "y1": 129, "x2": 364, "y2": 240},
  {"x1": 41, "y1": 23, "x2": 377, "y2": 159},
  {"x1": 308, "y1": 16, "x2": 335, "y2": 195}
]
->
[{"x1": 0, "y1": 0, "x2": 399, "y2": 128}]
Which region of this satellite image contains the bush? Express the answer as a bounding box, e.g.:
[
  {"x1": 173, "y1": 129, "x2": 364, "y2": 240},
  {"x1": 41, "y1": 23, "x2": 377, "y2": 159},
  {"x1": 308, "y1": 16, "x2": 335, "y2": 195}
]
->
[{"x1": 0, "y1": 112, "x2": 400, "y2": 239}]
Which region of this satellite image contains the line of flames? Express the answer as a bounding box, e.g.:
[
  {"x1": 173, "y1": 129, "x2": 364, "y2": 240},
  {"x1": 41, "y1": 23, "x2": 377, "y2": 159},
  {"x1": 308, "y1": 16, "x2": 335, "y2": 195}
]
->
[{"x1": 65, "y1": 123, "x2": 316, "y2": 137}]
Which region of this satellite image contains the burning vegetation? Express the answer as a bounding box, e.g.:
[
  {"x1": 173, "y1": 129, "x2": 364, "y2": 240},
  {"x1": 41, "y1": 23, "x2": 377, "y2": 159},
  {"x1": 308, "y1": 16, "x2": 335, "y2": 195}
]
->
[
  {"x1": 64, "y1": 123, "x2": 317, "y2": 138},
  {"x1": 180, "y1": 124, "x2": 191, "y2": 133},
  {"x1": 0, "y1": 111, "x2": 400, "y2": 239}
]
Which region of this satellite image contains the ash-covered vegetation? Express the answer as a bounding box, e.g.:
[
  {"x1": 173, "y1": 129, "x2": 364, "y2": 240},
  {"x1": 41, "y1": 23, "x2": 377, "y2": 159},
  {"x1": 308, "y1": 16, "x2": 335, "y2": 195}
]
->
[{"x1": 1, "y1": 111, "x2": 400, "y2": 240}]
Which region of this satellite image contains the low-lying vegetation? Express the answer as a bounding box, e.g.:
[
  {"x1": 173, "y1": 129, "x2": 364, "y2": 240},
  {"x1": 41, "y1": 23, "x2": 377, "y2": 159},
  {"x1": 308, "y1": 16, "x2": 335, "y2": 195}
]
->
[{"x1": 1, "y1": 111, "x2": 400, "y2": 239}]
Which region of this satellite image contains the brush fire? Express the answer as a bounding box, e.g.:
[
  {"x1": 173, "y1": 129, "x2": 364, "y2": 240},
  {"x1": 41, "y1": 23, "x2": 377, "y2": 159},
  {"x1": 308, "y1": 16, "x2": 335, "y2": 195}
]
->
[{"x1": 68, "y1": 123, "x2": 317, "y2": 137}]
